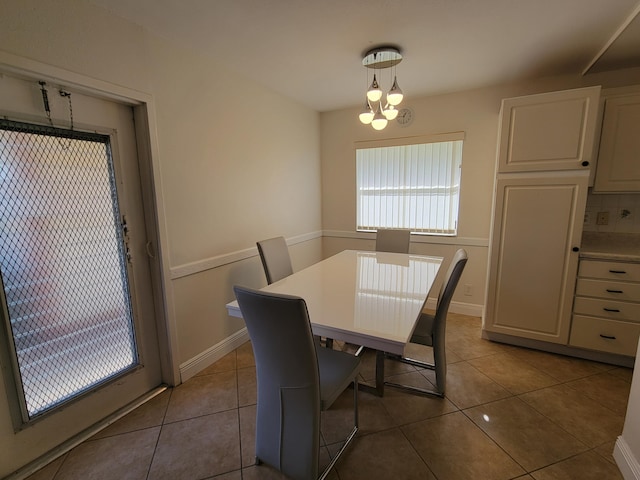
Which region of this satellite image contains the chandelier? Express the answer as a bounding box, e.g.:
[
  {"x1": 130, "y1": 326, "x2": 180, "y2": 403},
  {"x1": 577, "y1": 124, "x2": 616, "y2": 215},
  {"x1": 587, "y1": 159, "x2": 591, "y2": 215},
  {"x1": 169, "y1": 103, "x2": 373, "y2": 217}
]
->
[{"x1": 358, "y1": 46, "x2": 404, "y2": 131}]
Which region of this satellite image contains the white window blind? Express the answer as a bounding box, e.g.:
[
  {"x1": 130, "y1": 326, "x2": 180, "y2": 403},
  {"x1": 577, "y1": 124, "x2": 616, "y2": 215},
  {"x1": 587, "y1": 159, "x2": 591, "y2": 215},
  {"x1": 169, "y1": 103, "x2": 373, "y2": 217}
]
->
[{"x1": 356, "y1": 134, "x2": 463, "y2": 235}]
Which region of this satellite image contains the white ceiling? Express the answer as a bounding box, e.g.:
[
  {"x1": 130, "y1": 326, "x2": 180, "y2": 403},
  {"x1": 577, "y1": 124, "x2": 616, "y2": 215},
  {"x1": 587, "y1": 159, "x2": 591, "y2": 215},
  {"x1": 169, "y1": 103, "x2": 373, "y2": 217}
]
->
[{"x1": 90, "y1": 0, "x2": 640, "y2": 112}]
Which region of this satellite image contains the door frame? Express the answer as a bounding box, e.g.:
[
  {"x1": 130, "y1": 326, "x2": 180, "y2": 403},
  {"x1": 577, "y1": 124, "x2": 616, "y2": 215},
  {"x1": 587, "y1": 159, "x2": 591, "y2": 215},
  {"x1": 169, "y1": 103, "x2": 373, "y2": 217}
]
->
[{"x1": 0, "y1": 52, "x2": 179, "y2": 388}]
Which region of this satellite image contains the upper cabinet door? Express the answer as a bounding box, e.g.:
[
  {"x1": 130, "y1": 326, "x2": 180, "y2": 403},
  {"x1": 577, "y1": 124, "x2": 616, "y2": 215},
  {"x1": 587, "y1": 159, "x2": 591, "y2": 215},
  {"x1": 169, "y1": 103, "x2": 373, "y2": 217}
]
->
[
  {"x1": 593, "y1": 90, "x2": 640, "y2": 193},
  {"x1": 497, "y1": 86, "x2": 601, "y2": 173}
]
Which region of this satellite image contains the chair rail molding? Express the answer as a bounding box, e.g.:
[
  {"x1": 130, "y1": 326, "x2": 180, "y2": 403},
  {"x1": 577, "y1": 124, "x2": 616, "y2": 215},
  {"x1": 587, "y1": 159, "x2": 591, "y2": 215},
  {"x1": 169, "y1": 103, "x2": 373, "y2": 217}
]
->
[{"x1": 170, "y1": 230, "x2": 323, "y2": 280}]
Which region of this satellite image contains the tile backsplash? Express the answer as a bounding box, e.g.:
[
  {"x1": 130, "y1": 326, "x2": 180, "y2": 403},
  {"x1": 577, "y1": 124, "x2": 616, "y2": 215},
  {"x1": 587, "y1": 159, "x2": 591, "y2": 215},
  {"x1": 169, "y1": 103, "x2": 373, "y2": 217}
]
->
[{"x1": 584, "y1": 191, "x2": 640, "y2": 233}]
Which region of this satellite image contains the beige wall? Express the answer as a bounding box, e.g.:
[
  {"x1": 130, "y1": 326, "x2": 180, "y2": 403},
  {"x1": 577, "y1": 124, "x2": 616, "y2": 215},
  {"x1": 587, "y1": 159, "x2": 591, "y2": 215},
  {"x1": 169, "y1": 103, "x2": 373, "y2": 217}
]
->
[
  {"x1": 2, "y1": 0, "x2": 640, "y2": 476},
  {"x1": 319, "y1": 69, "x2": 640, "y2": 311},
  {"x1": 0, "y1": 0, "x2": 322, "y2": 475}
]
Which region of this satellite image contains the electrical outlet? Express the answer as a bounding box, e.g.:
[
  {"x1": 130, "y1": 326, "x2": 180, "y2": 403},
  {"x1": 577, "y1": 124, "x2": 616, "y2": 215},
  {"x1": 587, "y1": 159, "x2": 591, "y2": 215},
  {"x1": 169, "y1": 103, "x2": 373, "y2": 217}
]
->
[
  {"x1": 463, "y1": 284, "x2": 473, "y2": 296},
  {"x1": 596, "y1": 211, "x2": 609, "y2": 225},
  {"x1": 584, "y1": 212, "x2": 592, "y2": 225}
]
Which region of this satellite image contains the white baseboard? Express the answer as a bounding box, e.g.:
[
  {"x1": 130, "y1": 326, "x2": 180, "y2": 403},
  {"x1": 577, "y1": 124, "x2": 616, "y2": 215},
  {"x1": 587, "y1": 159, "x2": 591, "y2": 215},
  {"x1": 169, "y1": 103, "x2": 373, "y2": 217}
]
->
[
  {"x1": 615, "y1": 436, "x2": 640, "y2": 480},
  {"x1": 448, "y1": 300, "x2": 483, "y2": 317},
  {"x1": 426, "y1": 298, "x2": 482, "y2": 317},
  {"x1": 179, "y1": 328, "x2": 250, "y2": 382}
]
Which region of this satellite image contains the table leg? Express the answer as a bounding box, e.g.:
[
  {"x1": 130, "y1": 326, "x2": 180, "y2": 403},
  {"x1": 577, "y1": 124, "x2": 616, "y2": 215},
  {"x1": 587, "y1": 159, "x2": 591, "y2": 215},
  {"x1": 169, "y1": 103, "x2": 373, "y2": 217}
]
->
[{"x1": 356, "y1": 349, "x2": 385, "y2": 397}]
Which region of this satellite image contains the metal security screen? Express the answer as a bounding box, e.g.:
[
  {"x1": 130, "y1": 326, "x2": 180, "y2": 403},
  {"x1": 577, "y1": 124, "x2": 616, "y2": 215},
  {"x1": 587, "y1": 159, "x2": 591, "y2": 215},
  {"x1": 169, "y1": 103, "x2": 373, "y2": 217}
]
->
[{"x1": 0, "y1": 119, "x2": 138, "y2": 420}]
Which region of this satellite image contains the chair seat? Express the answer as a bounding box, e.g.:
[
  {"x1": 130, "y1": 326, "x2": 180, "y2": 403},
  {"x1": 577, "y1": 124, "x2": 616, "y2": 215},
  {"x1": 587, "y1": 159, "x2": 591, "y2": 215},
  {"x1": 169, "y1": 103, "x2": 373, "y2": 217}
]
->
[
  {"x1": 317, "y1": 347, "x2": 361, "y2": 410},
  {"x1": 410, "y1": 312, "x2": 434, "y2": 346}
]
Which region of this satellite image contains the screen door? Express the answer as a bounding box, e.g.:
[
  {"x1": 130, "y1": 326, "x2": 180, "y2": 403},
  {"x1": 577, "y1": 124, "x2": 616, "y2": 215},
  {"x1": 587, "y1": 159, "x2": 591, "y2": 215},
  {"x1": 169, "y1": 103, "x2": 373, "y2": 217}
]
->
[
  {"x1": 0, "y1": 72, "x2": 162, "y2": 470},
  {"x1": 0, "y1": 120, "x2": 141, "y2": 419}
]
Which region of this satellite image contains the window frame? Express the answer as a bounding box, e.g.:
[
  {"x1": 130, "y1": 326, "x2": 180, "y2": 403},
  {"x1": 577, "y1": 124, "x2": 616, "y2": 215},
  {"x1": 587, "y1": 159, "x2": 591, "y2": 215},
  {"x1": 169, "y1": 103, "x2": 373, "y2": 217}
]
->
[{"x1": 355, "y1": 132, "x2": 465, "y2": 236}]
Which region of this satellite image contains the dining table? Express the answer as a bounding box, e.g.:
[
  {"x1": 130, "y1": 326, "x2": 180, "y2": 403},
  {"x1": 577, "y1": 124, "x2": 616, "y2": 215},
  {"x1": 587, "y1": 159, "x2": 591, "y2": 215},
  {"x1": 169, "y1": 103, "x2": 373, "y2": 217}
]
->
[{"x1": 226, "y1": 249, "x2": 443, "y2": 396}]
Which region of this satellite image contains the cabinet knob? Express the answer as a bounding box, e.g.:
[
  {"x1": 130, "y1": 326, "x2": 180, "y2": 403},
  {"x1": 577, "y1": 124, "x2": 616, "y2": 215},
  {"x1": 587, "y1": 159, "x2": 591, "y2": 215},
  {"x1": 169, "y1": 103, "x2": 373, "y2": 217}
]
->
[
  {"x1": 581, "y1": 161, "x2": 590, "y2": 167},
  {"x1": 572, "y1": 247, "x2": 580, "y2": 252}
]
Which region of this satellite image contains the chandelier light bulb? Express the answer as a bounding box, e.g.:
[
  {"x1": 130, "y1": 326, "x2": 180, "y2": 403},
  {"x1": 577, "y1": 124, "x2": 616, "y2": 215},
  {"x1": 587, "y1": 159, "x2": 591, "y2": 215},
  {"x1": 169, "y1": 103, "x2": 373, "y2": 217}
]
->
[
  {"x1": 371, "y1": 104, "x2": 388, "y2": 130},
  {"x1": 387, "y1": 76, "x2": 403, "y2": 106},
  {"x1": 383, "y1": 105, "x2": 398, "y2": 120},
  {"x1": 359, "y1": 100, "x2": 374, "y2": 124},
  {"x1": 366, "y1": 74, "x2": 383, "y2": 103}
]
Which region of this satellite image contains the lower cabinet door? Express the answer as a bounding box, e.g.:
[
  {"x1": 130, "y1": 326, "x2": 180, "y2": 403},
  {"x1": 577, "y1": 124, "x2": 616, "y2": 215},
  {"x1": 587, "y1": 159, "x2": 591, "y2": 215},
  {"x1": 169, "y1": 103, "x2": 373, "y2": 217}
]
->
[{"x1": 484, "y1": 172, "x2": 588, "y2": 343}]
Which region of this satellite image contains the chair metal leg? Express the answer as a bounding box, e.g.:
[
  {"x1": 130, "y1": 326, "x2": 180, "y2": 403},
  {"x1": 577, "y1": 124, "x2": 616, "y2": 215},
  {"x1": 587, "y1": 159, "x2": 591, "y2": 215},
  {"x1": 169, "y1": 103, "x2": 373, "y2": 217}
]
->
[
  {"x1": 385, "y1": 353, "x2": 435, "y2": 370},
  {"x1": 383, "y1": 353, "x2": 444, "y2": 398},
  {"x1": 318, "y1": 378, "x2": 359, "y2": 480},
  {"x1": 383, "y1": 379, "x2": 444, "y2": 398}
]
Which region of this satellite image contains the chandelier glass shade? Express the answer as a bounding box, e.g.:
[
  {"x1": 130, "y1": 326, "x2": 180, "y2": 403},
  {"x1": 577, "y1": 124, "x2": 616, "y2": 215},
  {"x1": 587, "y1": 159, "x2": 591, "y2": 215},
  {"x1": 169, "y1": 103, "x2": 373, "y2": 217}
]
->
[{"x1": 359, "y1": 47, "x2": 404, "y2": 131}]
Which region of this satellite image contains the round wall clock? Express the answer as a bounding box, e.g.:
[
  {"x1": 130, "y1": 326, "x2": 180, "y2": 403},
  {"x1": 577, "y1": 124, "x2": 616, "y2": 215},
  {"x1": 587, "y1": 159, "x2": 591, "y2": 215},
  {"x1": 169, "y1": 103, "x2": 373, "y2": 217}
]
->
[{"x1": 396, "y1": 107, "x2": 414, "y2": 127}]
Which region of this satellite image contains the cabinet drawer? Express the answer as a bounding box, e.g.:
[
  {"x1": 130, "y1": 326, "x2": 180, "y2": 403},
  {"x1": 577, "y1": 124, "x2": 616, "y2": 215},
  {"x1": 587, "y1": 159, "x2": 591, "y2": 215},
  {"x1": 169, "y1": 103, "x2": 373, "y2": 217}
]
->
[
  {"x1": 578, "y1": 260, "x2": 640, "y2": 282},
  {"x1": 570, "y1": 315, "x2": 640, "y2": 356},
  {"x1": 573, "y1": 296, "x2": 640, "y2": 321},
  {"x1": 575, "y1": 278, "x2": 640, "y2": 302}
]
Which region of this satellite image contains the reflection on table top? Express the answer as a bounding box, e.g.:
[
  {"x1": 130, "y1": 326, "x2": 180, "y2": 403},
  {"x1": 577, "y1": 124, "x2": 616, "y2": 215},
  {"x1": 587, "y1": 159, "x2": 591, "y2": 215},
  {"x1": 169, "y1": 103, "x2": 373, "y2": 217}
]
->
[{"x1": 227, "y1": 250, "x2": 443, "y2": 355}]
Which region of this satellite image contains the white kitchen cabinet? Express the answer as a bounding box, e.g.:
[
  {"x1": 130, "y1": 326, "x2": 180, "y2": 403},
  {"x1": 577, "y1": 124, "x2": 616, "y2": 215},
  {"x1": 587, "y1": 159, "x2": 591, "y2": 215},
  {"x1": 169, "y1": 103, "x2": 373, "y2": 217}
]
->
[
  {"x1": 484, "y1": 86, "x2": 601, "y2": 347},
  {"x1": 593, "y1": 88, "x2": 640, "y2": 193},
  {"x1": 570, "y1": 259, "x2": 640, "y2": 356},
  {"x1": 496, "y1": 86, "x2": 601, "y2": 174},
  {"x1": 484, "y1": 171, "x2": 589, "y2": 344}
]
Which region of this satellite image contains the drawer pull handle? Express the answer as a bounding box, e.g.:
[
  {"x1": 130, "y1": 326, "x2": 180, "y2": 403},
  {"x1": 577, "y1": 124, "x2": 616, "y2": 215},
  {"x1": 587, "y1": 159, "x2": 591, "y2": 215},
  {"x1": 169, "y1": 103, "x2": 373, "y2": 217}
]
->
[
  {"x1": 609, "y1": 270, "x2": 627, "y2": 274},
  {"x1": 603, "y1": 308, "x2": 620, "y2": 313},
  {"x1": 600, "y1": 334, "x2": 617, "y2": 340},
  {"x1": 606, "y1": 289, "x2": 624, "y2": 294}
]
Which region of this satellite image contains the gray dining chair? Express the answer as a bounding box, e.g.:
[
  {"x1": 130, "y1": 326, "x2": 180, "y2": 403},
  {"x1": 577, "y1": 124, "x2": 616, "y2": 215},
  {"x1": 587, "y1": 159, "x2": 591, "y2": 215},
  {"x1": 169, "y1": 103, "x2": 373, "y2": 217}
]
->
[
  {"x1": 257, "y1": 236, "x2": 294, "y2": 285},
  {"x1": 234, "y1": 286, "x2": 360, "y2": 480},
  {"x1": 257, "y1": 236, "x2": 333, "y2": 348},
  {"x1": 385, "y1": 248, "x2": 468, "y2": 397},
  {"x1": 375, "y1": 228, "x2": 411, "y2": 253}
]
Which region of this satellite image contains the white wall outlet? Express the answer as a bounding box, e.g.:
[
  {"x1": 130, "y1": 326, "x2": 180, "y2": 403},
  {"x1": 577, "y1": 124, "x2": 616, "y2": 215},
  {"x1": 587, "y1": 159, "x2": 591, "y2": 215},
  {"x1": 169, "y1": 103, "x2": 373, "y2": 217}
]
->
[
  {"x1": 584, "y1": 211, "x2": 592, "y2": 225},
  {"x1": 463, "y1": 284, "x2": 473, "y2": 296}
]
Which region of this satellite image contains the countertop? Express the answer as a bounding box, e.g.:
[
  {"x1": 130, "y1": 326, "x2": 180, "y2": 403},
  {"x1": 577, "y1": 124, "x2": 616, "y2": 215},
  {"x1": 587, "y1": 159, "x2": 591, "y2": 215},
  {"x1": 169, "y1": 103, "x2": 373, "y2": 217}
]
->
[{"x1": 580, "y1": 232, "x2": 640, "y2": 262}]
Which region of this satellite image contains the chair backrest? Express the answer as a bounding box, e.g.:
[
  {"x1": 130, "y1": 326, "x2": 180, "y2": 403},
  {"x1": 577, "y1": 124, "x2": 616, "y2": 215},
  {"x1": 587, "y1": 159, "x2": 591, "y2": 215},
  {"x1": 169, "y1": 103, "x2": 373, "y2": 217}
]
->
[
  {"x1": 233, "y1": 285, "x2": 320, "y2": 480},
  {"x1": 257, "y1": 236, "x2": 294, "y2": 284},
  {"x1": 434, "y1": 248, "x2": 468, "y2": 323},
  {"x1": 375, "y1": 228, "x2": 411, "y2": 253}
]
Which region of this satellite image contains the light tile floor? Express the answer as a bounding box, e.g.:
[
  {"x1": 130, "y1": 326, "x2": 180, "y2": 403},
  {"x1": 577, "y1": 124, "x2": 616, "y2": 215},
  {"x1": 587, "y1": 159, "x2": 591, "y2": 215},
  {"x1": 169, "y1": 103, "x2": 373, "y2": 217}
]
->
[{"x1": 26, "y1": 314, "x2": 632, "y2": 480}]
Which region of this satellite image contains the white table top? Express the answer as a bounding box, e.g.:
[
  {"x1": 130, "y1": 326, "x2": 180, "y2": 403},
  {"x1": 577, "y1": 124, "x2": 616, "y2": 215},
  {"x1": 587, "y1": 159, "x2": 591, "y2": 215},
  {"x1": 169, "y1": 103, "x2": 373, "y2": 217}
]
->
[{"x1": 227, "y1": 250, "x2": 443, "y2": 355}]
